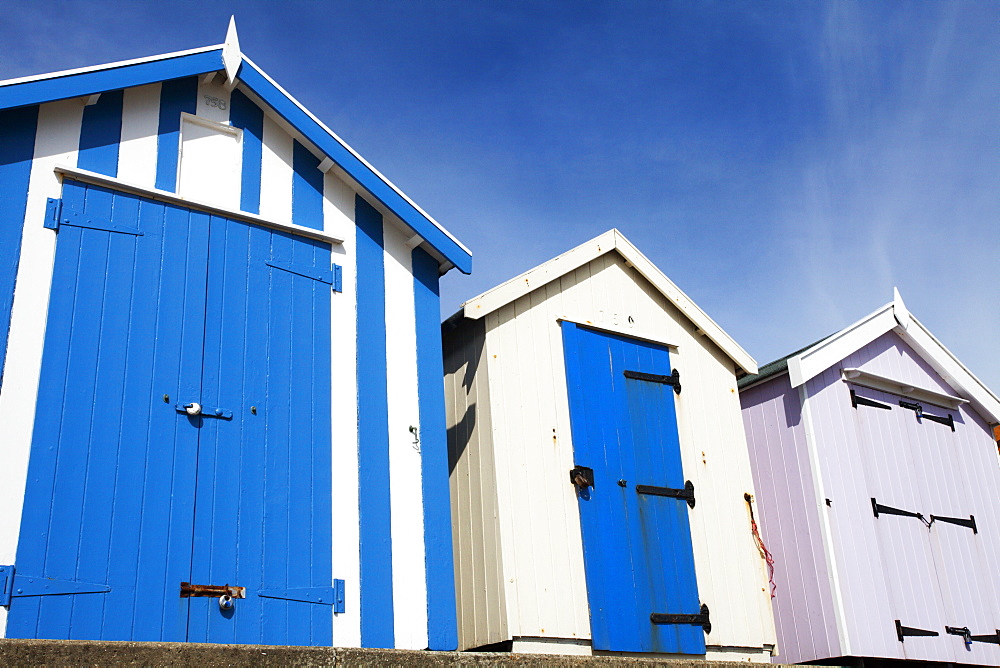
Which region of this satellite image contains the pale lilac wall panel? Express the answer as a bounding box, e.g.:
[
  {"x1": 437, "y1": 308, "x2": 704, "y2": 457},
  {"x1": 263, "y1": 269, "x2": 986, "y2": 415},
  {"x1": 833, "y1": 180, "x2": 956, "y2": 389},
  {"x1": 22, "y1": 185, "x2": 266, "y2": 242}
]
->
[
  {"x1": 804, "y1": 368, "x2": 905, "y2": 661},
  {"x1": 740, "y1": 375, "x2": 839, "y2": 664}
]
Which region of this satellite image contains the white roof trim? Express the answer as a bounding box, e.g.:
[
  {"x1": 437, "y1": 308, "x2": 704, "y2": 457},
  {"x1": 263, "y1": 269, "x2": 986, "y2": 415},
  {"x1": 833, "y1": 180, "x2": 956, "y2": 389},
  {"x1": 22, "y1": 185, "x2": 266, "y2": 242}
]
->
[
  {"x1": 787, "y1": 290, "x2": 1000, "y2": 424},
  {"x1": 461, "y1": 229, "x2": 758, "y2": 375},
  {"x1": 239, "y1": 56, "x2": 471, "y2": 257},
  {"x1": 0, "y1": 45, "x2": 223, "y2": 89},
  {"x1": 840, "y1": 368, "x2": 968, "y2": 410}
]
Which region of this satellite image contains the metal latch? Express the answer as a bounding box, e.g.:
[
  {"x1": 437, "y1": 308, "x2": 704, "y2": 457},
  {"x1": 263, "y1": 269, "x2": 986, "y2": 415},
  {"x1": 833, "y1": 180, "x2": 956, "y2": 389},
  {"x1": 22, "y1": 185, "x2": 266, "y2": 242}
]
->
[
  {"x1": 180, "y1": 582, "x2": 245, "y2": 599},
  {"x1": 570, "y1": 466, "x2": 594, "y2": 490},
  {"x1": 175, "y1": 403, "x2": 233, "y2": 420},
  {"x1": 946, "y1": 625, "x2": 1000, "y2": 649},
  {"x1": 650, "y1": 603, "x2": 711, "y2": 634}
]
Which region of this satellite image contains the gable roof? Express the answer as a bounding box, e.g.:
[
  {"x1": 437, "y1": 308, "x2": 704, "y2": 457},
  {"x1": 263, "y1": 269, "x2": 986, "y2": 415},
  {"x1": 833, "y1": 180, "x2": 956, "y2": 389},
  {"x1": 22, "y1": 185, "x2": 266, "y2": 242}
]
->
[
  {"x1": 740, "y1": 289, "x2": 1000, "y2": 425},
  {"x1": 0, "y1": 23, "x2": 471, "y2": 274},
  {"x1": 459, "y1": 228, "x2": 758, "y2": 375}
]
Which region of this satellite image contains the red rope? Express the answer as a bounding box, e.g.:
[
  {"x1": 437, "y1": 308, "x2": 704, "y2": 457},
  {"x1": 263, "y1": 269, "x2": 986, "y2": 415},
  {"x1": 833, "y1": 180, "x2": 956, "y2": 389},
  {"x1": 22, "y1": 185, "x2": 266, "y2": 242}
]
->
[{"x1": 746, "y1": 494, "x2": 777, "y2": 599}]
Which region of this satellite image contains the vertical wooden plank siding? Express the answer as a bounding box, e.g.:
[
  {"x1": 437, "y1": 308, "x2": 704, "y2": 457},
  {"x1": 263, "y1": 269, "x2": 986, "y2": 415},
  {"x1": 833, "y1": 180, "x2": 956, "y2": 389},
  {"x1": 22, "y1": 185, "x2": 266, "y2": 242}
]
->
[
  {"x1": 0, "y1": 105, "x2": 38, "y2": 389},
  {"x1": 77, "y1": 90, "x2": 123, "y2": 176},
  {"x1": 154, "y1": 77, "x2": 198, "y2": 192},
  {"x1": 444, "y1": 317, "x2": 508, "y2": 650},
  {"x1": 118, "y1": 84, "x2": 161, "y2": 188},
  {"x1": 414, "y1": 247, "x2": 458, "y2": 651},
  {"x1": 382, "y1": 223, "x2": 427, "y2": 649},
  {"x1": 229, "y1": 89, "x2": 263, "y2": 215},
  {"x1": 739, "y1": 375, "x2": 841, "y2": 664},
  {"x1": 354, "y1": 195, "x2": 394, "y2": 648},
  {"x1": 292, "y1": 141, "x2": 324, "y2": 230}
]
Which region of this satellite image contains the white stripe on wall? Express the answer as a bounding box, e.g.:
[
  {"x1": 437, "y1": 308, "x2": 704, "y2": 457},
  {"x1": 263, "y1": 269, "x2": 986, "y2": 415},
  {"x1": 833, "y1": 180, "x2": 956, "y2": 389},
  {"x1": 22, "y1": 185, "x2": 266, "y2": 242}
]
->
[
  {"x1": 118, "y1": 83, "x2": 161, "y2": 187},
  {"x1": 0, "y1": 98, "x2": 84, "y2": 637},
  {"x1": 259, "y1": 114, "x2": 293, "y2": 224},
  {"x1": 326, "y1": 172, "x2": 361, "y2": 648},
  {"x1": 195, "y1": 73, "x2": 231, "y2": 125},
  {"x1": 383, "y1": 219, "x2": 428, "y2": 649}
]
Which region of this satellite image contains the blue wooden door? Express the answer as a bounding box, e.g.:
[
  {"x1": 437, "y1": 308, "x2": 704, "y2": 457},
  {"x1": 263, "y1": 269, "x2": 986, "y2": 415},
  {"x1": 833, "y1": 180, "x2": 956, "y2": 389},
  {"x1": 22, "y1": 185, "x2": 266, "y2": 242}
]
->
[
  {"x1": 562, "y1": 322, "x2": 705, "y2": 654},
  {"x1": 7, "y1": 181, "x2": 334, "y2": 644}
]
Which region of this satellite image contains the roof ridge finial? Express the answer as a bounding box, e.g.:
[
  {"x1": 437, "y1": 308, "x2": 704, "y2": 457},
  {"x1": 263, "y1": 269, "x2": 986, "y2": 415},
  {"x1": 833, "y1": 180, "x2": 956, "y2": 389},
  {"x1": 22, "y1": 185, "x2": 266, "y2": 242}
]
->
[
  {"x1": 222, "y1": 16, "x2": 241, "y2": 86},
  {"x1": 893, "y1": 286, "x2": 910, "y2": 330}
]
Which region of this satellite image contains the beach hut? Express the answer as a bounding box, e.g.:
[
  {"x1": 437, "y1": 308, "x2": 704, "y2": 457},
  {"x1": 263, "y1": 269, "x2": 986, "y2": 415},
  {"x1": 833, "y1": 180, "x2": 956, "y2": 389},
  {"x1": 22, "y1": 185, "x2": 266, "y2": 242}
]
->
[
  {"x1": 739, "y1": 290, "x2": 1000, "y2": 665},
  {"x1": 0, "y1": 21, "x2": 468, "y2": 648},
  {"x1": 443, "y1": 229, "x2": 778, "y2": 660}
]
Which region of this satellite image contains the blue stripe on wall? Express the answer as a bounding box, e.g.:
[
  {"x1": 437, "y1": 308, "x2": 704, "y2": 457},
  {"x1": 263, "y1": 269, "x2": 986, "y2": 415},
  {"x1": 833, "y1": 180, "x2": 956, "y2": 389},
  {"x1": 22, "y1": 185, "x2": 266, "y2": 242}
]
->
[
  {"x1": 154, "y1": 77, "x2": 198, "y2": 192},
  {"x1": 229, "y1": 89, "x2": 263, "y2": 214},
  {"x1": 355, "y1": 194, "x2": 394, "y2": 648},
  {"x1": 292, "y1": 141, "x2": 324, "y2": 230},
  {"x1": 412, "y1": 247, "x2": 458, "y2": 650},
  {"x1": 0, "y1": 105, "x2": 38, "y2": 389},
  {"x1": 77, "y1": 89, "x2": 124, "y2": 177}
]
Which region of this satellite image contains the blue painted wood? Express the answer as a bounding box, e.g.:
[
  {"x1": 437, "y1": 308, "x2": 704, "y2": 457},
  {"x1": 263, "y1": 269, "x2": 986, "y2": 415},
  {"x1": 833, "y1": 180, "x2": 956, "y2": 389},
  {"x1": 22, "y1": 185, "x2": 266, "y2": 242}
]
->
[
  {"x1": 228, "y1": 89, "x2": 263, "y2": 214},
  {"x1": 237, "y1": 64, "x2": 472, "y2": 273},
  {"x1": 0, "y1": 105, "x2": 37, "y2": 389},
  {"x1": 10, "y1": 181, "x2": 333, "y2": 645},
  {"x1": 0, "y1": 47, "x2": 470, "y2": 272},
  {"x1": 292, "y1": 140, "x2": 324, "y2": 230},
  {"x1": 154, "y1": 77, "x2": 198, "y2": 192},
  {"x1": 77, "y1": 89, "x2": 123, "y2": 176},
  {"x1": 0, "y1": 51, "x2": 222, "y2": 112},
  {"x1": 412, "y1": 247, "x2": 458, "y2": 651},
  {"x1": 561, "y1": 323, "x2": 704, "y2": 654},
  {"x1": 8, "y1": 181, "x2": 207, "y2": 641},
  {"x1": 354, "y1": 194, "x2": 394, "y2": 649}
]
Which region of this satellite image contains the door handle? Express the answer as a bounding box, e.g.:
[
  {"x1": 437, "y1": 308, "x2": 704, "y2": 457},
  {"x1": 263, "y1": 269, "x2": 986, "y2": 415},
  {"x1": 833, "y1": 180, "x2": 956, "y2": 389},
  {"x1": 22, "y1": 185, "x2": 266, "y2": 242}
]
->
[{"x1": 174, "y1": 403, "x2": 233, "y2": 420}]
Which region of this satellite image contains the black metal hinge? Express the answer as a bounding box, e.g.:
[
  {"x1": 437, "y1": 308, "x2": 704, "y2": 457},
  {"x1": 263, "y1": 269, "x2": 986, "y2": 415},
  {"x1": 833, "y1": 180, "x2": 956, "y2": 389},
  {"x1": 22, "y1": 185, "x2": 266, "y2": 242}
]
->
[
  {"x1": 899, "y1": 400, "x2": 955, "y2": 431},
  {"x1": 624, "y1": 369, "x2": 681, "y2": 395},
  {"x1": 872, "y1": 498, "x2": 927, "y2": 523},
  {"x1": 636, "y1": 480, "x2": 696, "y2": 508},
  {"x1": 896, "y1": 619, "x2": 939, "y2": 642},
  {"x1": 651, "y1": 603, "x2": 711, "y2": 634},
  {"x1": 851, "y1": 389, "x2": 892, "y2": 410},
  {"x1": 930, "y1": 514, "x2": 978, "y2": 534}
]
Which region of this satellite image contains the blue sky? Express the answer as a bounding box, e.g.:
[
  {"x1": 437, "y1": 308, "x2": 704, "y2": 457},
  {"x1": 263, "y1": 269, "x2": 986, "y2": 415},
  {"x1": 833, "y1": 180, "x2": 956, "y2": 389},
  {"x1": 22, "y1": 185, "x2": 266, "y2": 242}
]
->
[{"x1": 2, "y1": 1, "x2": 998, "y2": 390}]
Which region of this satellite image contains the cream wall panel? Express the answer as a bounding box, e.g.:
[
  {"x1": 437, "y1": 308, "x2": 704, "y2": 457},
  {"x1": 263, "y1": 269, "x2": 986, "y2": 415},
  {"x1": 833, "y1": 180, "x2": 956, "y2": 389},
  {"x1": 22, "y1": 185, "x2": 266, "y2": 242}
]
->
[
  {"x1": 118, "y1": 83, "x2": 160, "y2": 187},
  {"x1": 0, "y1": 99, "x2": 83, "y2": 637},
  {"x1": 382, "y1": 221, "x2": 428, "y2": 650},
  {"x1": 444, "y1": 317, "x2": 508, "y2": 650}
]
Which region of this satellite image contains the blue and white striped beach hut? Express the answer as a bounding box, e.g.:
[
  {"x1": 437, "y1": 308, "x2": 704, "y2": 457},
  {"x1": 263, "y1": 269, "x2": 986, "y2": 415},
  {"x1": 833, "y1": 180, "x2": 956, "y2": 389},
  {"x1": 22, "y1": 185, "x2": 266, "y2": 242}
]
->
[{"x1": 0, "y1": 20, "x2": 467, "y2": 649}]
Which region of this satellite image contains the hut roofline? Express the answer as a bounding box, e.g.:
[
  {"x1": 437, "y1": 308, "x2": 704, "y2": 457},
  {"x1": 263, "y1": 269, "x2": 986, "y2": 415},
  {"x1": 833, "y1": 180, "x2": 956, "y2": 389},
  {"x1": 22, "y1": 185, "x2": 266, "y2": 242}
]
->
[{"x1": 459, "y1": 228, "x2": 758, "y2": 375}]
